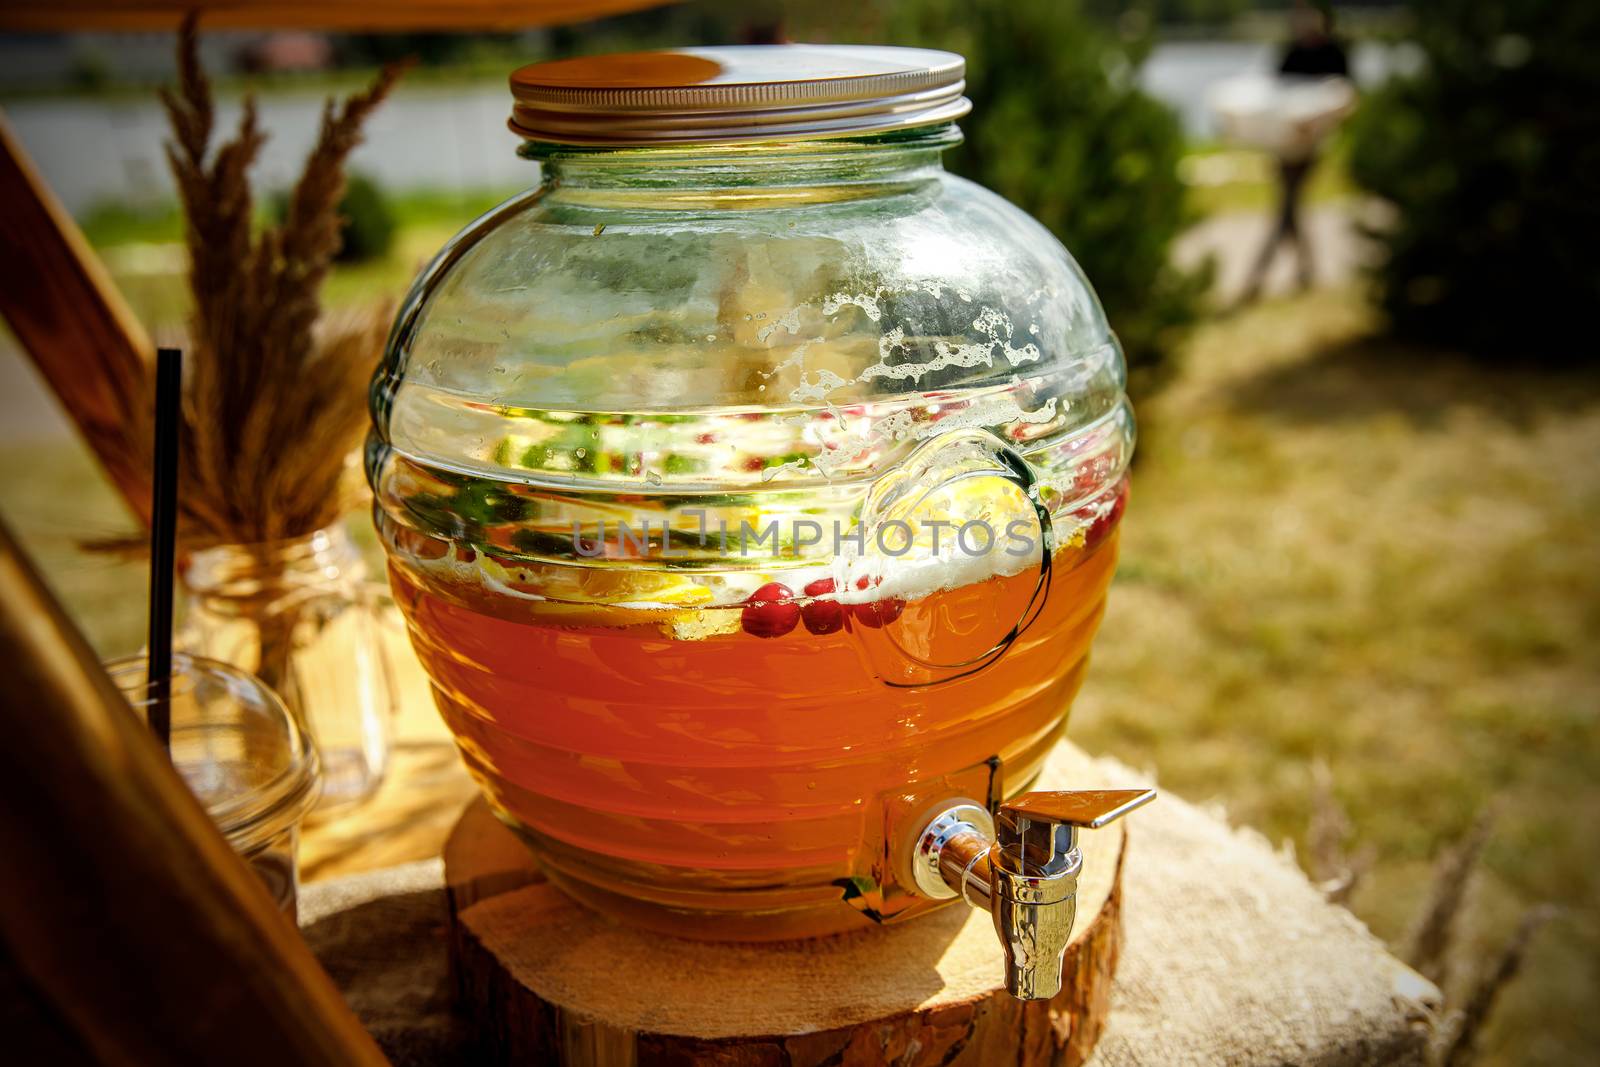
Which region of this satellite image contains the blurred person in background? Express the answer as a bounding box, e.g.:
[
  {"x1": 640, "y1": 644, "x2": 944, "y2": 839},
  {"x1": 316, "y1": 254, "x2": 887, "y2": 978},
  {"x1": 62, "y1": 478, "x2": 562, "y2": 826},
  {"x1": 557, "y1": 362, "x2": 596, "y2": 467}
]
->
[{"x1": 1239, "y1": 1, "x2": 1349, "y2": 304}]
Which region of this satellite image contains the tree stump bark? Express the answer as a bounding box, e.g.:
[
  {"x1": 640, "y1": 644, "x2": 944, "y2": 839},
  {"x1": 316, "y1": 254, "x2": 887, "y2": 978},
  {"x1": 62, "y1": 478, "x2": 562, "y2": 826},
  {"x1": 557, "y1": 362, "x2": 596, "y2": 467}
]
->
[{"x1": 444, "y1": 745, "x2": 1126, "y2": 1066}]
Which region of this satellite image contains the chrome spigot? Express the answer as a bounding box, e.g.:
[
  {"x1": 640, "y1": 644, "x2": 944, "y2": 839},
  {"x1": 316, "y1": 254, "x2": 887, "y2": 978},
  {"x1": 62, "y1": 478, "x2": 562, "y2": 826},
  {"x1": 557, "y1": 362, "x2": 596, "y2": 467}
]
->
[{"x1": 909, "y1": 788, "x2": 1156, "y2": 1000}]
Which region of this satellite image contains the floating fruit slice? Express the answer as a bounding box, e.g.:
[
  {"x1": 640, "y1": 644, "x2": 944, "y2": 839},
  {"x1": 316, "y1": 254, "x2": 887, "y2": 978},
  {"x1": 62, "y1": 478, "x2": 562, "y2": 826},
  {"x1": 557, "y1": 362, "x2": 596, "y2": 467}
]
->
[
  {"x1": 663, "y1": 608, "x2": 744, "y2": 641},
  {"x1": 467, "y1": 556, "x2": 707, "y2": 604},
  {"x1": 447, "y1": 553, "x2": 725, "y2": 634},
  {"x1": 578, "y1": 567, "x2": 715, "y2": 606}
]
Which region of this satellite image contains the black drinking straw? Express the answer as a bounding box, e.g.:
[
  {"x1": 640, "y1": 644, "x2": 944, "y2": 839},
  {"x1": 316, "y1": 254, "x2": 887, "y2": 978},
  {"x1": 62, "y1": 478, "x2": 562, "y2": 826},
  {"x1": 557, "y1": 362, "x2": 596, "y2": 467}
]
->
[{"x1": 146, "y1": 346, "x2": 182, "y2": 750}]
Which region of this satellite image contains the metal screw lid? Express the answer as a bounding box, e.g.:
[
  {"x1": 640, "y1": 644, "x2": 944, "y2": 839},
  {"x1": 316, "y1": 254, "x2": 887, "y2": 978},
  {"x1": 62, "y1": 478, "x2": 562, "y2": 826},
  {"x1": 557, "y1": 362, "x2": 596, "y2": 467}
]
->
[{"x1": 509, "y1": 44, "x2": 970, "y2": 146}]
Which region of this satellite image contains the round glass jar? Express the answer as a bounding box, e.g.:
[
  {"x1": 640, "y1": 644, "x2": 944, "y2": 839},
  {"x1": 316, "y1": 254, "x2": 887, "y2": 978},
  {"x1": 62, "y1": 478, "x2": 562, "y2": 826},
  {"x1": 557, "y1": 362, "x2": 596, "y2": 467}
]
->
[{"x1": 368, "y1": 45, "x2": 1134, "y2": 939}]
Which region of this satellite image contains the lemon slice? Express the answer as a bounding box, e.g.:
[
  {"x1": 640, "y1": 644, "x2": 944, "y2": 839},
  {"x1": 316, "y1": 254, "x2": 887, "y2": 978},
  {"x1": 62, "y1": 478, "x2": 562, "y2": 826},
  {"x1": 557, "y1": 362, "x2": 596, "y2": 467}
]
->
[
  {"x1": 578, "y1": 568, "x2": 715, "y2": 606},
  {"x1": 661, "y1": 608, "x2": 743, "y2": 640}
]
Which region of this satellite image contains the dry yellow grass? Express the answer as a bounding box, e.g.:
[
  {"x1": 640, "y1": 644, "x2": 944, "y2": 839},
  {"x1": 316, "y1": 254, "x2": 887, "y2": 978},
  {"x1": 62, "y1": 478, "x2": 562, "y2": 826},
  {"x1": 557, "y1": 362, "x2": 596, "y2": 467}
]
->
[
  {"x1": 1072, "y1": 288, "x2": 1600, "y2": 1066},
  {"x1": 145, "y1": 18, "x2": 407, "y2": 549}
]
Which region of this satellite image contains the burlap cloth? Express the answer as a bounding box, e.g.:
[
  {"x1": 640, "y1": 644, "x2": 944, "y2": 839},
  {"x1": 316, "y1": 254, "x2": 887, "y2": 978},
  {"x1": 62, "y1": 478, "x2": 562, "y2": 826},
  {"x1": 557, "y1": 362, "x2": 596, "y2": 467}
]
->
[{"x1": 301, "y1": 761, "x2": 1439, "y2": 1066}]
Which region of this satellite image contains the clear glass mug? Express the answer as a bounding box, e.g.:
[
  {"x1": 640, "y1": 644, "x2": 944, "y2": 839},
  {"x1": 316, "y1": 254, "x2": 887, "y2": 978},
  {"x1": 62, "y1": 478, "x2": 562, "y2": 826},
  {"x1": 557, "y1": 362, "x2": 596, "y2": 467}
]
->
[
  {"x1": 106, "y1": 652, "x2": 321, "y2": 919},
  {"x1": 180, "y1": 525, "x2": 394, "y2": 818}
]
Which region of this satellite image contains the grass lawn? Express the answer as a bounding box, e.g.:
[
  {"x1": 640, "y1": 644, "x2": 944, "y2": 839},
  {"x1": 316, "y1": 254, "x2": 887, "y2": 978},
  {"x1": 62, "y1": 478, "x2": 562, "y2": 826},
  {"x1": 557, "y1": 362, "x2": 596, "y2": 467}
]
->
[
  {"x1": 1, "y1": 232, "x2": 1594, "y2": 1060},
  {"x1": 1072, "y1": 289, "x2": 1600, "y2": 1066}
]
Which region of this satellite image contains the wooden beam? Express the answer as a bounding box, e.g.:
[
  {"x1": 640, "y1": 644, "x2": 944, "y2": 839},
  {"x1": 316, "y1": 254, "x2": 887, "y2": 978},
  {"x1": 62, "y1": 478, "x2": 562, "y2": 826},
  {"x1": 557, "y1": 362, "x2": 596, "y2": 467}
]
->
[
  {"x1": 0, "y1": 1, "x2": 675, "y2": 32},
  {"x1": 0, "y1": 112, "x2": 153, "y2": 526},
  {"x1": 0, "y1": 519, "x2": 391, "y2": 1066}
]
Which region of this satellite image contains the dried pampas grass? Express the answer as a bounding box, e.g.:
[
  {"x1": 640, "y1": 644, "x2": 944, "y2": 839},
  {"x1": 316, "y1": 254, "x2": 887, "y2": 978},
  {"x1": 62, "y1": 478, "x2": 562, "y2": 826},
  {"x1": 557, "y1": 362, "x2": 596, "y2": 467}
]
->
[{"x1": 133, "y1": 15, "x2": 410, "y2": 549}]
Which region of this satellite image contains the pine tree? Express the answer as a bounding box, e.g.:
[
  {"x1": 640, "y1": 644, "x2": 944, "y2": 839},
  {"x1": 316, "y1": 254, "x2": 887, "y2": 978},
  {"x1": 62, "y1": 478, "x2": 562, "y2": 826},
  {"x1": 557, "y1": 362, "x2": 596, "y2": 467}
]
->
[
  {"x1": 875, "y1": 0, "x2": 1210, "y2": 394},
  {"x1": 1348, "y1": 0, "x2": 1600, "y2": 362}
]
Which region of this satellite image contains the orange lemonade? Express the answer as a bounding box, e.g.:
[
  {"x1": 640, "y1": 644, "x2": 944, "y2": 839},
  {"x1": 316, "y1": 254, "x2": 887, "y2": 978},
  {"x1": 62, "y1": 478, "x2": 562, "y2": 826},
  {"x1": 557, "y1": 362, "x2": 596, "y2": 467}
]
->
[{"x1": 384, "y1": 478, "x2": 1125, "y2": 939}]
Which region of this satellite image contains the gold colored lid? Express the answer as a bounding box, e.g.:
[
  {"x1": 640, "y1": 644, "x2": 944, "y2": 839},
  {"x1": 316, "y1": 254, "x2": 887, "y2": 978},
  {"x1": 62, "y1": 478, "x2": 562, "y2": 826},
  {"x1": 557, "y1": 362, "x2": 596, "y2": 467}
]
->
[{"x1": 509, "y1": 44, "x2": 970, "y2": 146}]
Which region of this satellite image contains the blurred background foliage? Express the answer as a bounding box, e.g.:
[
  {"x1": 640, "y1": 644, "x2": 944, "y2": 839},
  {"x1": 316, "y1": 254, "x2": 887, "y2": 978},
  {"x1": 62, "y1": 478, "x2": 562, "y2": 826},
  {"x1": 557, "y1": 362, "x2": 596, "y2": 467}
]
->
[
  {"x1": 541, "y1": 0, "x2": 1217, "y2": 393},
  {"x1": 877, "y1": 0, "x2": 1212, "y2": 395},
  {"x1": 328, "y1": 174, "x2": 399, "y2": 264},
  {"x1": 1347, "y1": 0, "x2": 1600, "y2": 363},
  {"x1": 267, "y1": 172, "x2": 398, "y2": 264}
]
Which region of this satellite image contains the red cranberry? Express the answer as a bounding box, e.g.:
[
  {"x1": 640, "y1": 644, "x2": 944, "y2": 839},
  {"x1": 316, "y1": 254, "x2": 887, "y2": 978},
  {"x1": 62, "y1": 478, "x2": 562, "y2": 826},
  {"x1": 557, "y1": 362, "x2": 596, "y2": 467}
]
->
[
  {"x1": 800, "y1": 578, "x2": 846, "y2": 635},
  {"x1": 848, "y1": 576, "x2": 904, "y2": 628},
  {"x1": 1071, "y1": 462, "x2": 1104, "y2": 498},
  {"x1": 1082, "y1": 481, "x2": 1129, "y2": 553},
  {"x1": 742, "y1": 582, "x2": 800, "y2": 638},
  {"x1": 853, "y1": 596, "x2": 905, "y2": 629}
]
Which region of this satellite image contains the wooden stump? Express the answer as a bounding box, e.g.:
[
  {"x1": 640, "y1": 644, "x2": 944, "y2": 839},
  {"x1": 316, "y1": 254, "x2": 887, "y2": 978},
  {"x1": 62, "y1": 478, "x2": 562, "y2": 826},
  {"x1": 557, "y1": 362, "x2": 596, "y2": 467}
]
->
[{"x1": 444, "y1": 746, "x2": 1126, "y2": 1066}]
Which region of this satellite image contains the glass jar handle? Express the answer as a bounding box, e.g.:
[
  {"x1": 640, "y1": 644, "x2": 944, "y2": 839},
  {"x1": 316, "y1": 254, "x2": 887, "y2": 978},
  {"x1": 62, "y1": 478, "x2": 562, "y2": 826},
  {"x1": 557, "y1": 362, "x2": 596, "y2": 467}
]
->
[{"x1": 851, "y1": 428, "x2": 1054, "y2": 688}]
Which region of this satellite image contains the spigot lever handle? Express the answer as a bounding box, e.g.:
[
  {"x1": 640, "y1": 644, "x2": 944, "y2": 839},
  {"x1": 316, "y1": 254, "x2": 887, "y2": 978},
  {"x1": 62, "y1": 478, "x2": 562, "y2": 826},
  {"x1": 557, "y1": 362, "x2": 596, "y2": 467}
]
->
[
  {"x1": 907, "y1": 787, "x2": 1156, "y2": 1002},
  {"x1": 997, "y1": 787, "x2": 1157, "y2": 829},
  {"x1": 995, "y1": 788, "x2": 1156, "y2": 872}
]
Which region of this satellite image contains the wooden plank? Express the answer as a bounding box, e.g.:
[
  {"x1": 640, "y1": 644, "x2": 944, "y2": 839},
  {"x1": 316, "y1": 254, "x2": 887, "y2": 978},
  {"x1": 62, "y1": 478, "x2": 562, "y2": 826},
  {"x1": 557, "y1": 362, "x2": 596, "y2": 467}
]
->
[
  {"x1": 0, "y1": 520, "x2": 389, "y2": 1066},
  {"x1": 0, "y1": 112, "x2": 153, "y2": 525},
  {"x1": 0, "y1": 0, "x2": 675, "y2": 32}
]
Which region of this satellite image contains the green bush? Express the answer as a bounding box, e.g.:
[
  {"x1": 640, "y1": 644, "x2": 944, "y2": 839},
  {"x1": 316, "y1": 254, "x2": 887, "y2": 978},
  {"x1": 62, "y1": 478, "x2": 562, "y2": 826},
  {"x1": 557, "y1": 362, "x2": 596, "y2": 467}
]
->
[
  {"x1": 556, "y1": 0, "x2": 1206, "y2": 391},
  {"x1": 876, "y1": 0, "x2": 1210, "y2": 395},
  {"x1": 1347, "y1": 0, "x2": 1600, "y2": 362},
  {"x1": 270, "y1": 172, "x2": 397, "y2": 264},
  {"x1": 333, "y1": 173, "x2": 399, "y2": 264}
]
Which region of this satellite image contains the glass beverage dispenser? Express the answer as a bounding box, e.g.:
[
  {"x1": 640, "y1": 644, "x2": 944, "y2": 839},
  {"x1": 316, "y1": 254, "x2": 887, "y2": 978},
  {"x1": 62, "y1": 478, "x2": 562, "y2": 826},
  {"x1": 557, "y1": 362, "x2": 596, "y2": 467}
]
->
[{"x1": 369, "y1": 45, "x2": 1152, "y2": 1000}]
